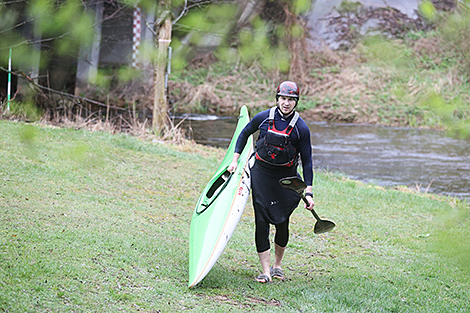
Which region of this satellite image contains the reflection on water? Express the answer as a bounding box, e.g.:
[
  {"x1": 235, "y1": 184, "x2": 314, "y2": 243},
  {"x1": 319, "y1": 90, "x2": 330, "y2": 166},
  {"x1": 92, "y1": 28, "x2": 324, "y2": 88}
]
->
[
  {"x1": 176, "y1": 115, "x2": 470, "y2": 200},
  {"x1": 174, "y1": 114, "x2": 235, "y2": 147}
]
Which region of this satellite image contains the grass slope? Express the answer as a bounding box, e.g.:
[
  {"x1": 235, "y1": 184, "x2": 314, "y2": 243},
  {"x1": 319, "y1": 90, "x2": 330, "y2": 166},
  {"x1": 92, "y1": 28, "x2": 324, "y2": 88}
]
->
[{"x1": 1, "y1": 120, "x2": 469, "y2": 312}]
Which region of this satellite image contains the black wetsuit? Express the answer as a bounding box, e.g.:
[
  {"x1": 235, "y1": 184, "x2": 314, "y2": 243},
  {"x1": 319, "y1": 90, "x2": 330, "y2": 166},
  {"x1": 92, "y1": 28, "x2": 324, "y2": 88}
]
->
[{"x1": 234, "y1": 107, "x2": 313, "y2": 252}]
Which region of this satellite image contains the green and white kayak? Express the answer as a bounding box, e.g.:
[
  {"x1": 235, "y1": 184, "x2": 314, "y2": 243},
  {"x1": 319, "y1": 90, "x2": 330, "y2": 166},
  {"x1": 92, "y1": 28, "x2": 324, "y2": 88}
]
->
[{"x1": 188, "y1": 105, "x2": 253, "y2": 288}]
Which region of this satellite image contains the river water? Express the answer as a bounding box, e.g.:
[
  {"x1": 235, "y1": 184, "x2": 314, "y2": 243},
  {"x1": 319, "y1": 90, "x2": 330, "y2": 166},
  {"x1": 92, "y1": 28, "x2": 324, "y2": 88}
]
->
[{"x1": 176, "y1": 115, "x2": 470, "y2": 201}]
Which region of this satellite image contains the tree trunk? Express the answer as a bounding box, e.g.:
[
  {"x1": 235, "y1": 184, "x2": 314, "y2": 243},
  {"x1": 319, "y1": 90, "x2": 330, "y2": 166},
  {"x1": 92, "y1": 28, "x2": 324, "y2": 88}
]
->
[{"x1": 152, "y1": 14, "x2": 172, "y2": 136}]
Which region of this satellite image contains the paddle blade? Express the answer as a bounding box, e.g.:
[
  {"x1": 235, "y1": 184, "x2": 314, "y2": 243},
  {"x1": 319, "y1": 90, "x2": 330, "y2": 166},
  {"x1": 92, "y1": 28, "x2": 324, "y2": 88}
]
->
[
  {"x1": 279, "y1": 176, "x2": 307, "y2": 194},
  {"x1": 314, "y1": 220, "x2": 336, "y2": 234},
  {"x1": 280, "y1": 176, "x2": 337, "y2": 235}
]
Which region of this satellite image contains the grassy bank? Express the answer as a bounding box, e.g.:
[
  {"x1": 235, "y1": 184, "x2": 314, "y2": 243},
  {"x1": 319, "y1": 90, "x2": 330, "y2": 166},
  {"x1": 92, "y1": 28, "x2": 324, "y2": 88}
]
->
[
  {"x1": 169, "y1": 32, "x2": 470, "y2": 138},
  {"x1": 1, "y1": 120, "x2": 469, "y2": 312}
]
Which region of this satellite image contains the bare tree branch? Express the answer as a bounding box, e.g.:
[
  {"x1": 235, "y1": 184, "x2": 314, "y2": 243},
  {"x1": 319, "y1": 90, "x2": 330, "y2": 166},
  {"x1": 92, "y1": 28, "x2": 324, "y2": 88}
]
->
[
  {"x1": 173, "y1": 0, "x2": 189, "y2": 24},
  {"x1": 0, "y1": 65, "x2": 128, "y2": 111},
  {"x1": 1, "y1": 0, "x2": 27, "y2": 4},
  {"x1": 173, "y1": 0, "x2": 237, "y2": 24},
  {"x1": 0, "y1": 18, "x2": 34, "y2": 35}
]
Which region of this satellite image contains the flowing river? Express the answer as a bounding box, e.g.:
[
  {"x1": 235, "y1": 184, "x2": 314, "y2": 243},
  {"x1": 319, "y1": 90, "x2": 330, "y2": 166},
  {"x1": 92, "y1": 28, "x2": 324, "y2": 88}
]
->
[{"x1": 175, "y1": 114, "x2": 470, "y2": 201}]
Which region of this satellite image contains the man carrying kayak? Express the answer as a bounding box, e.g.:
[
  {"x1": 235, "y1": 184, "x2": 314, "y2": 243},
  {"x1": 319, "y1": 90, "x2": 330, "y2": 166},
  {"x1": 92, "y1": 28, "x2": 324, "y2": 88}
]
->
[{"x1": 227, "y1": 81, "x2": 315, "y2": 283}]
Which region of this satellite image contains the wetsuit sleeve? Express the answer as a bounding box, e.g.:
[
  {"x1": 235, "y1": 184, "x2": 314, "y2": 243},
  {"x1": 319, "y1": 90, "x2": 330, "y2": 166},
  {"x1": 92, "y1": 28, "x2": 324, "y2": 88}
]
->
[
  {"x1": 298, "y1": 121, "x2": 314, "y2": 186},
  {"x1": 234, "y1": 112, "x2": 265, "y2": 154}
]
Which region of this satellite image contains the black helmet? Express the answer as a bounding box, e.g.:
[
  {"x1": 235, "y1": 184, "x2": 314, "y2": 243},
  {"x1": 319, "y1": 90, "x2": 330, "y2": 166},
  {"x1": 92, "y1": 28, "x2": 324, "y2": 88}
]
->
[{"x1": 276, "y1": 81, "x2": 300, "y2": 101}]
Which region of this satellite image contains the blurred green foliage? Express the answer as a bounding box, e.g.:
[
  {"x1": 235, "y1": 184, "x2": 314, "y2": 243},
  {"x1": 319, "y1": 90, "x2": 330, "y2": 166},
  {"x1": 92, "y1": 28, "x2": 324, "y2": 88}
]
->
[
  {"x1": 19, "y1": 124, "x2": 39, "y2": 144},
  {"x1": 235, "y1": 17, "x2": 290, "y2": 72},
  {"x1": 435, "y1": 201, "x2": 470, "y2": 274},
  {"x1": 362, "y1": 36, "x2": 415, "y2": 71},
  {"x1": 1, "y1": 0, "x2": 94, "y2": 73},
  {"x1": 1, "y1": 0, "x2": 470, "y2": 139},
  {"x1": 27, "y1": 0, "x2": 94, "y2": 52},
  {"x1": 9, "y1": 100, "x2": 43, "y2": 121},
  {"x1": 419, "y1": 0, "x2": 437, "y2": 21},
  {"x1": 292, "y1": 0, "x2": 312, "y2": 15},
  {"x1": 172, "y1": 0, "x2": 303, "y2": 73},
  {"x1": 422, "y1": 1, "x2": 470, "y2": 138},
  {"x1": 440, "y1": 2, "x2": 470, "y2": 66}
]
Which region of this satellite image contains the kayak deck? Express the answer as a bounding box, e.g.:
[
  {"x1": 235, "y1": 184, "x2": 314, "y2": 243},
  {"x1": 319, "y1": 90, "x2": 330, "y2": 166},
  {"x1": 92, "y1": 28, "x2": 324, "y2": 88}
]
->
[{"x1": 188, "y1": 106, "x2": 253, "y2": 287}]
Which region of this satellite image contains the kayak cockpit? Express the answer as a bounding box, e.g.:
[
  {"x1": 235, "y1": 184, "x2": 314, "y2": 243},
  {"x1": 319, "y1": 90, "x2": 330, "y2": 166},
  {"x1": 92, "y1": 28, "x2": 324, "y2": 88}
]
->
[{"x1": 196, "y1": 170, "x2": 232, "y2": 214}]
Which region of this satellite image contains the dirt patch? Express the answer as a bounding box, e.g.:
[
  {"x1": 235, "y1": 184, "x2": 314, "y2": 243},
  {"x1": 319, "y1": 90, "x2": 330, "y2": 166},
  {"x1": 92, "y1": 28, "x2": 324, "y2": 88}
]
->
[
  {"x1": 196, "y1": 294, "x2": 282, "y2": 309},
  {"x1": 186, "y1": 52, "x2": 219, "y2": 70},
  {"x1": 179, "y1": 82, "x2": 234, "y2": 114},
  {"x1": 412, "y1": 37, "x2": 443, "y2": 57},
  {"x1": 246, "y1": 296, "x2": 282, "y2": 307},
  {"x1": 168, "y1": 75, "x2": 275, "y2": 115}
]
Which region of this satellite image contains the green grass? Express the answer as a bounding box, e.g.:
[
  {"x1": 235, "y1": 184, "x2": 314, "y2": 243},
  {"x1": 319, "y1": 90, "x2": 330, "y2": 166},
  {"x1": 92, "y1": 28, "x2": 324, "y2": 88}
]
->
[{"x1": 1, "y1": 120, "x2": 469, "y2": 312}]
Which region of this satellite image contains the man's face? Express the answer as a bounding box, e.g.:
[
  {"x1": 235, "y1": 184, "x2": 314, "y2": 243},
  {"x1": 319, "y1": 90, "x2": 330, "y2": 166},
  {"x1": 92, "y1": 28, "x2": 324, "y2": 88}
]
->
[{"x1": 277, "y1": 96, "x2": 297, "y2": 115}]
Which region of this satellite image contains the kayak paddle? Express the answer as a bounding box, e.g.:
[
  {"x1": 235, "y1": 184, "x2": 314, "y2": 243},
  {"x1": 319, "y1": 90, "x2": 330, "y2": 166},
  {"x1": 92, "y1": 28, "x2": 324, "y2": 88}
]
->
[{"x1": 279, "y1": 176, "x2": 336, "y2": 234}]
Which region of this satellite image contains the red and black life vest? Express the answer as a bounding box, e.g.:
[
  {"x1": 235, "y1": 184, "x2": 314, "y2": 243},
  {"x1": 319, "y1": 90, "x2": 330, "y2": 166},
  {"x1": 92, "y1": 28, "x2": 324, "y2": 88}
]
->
[{"x1": 255, "y1": 107, "x2": 300, "y2": 167}]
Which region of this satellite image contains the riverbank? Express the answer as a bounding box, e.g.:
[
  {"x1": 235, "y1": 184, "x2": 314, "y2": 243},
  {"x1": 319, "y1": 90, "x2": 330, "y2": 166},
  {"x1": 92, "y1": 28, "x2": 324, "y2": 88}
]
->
[
  {"x1": 1, "y1": 120, "x2": 469, "y2": 312},
  {"x1": 169, "y1": 31, "x2": 470, "y2": 138}
]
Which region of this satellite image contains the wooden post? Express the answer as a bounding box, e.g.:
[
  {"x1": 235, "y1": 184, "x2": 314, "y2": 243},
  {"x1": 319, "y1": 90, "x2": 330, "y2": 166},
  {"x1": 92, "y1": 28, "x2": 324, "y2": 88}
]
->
[{"x1": 153, "y1": 13, "x2": 172, "y2": 136}]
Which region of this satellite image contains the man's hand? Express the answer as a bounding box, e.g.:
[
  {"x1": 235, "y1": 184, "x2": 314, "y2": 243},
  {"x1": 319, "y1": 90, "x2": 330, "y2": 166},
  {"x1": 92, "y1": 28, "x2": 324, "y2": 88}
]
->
[
  {"x1": 304, "y1": 194, "x2": 315, "y2": 210},
  {"x1": 227, "y1": 161, "x2": 237, "y2": 173},
  {"x1": 227, "y1": 153, "x2": 240, "y2": 173}
]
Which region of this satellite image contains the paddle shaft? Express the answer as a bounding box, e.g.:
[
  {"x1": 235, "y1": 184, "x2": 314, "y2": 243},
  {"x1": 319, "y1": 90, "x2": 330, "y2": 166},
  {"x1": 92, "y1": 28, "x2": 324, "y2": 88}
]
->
[{"x1": 299, "y1": 193, "x2": 322, "y2": 221}]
